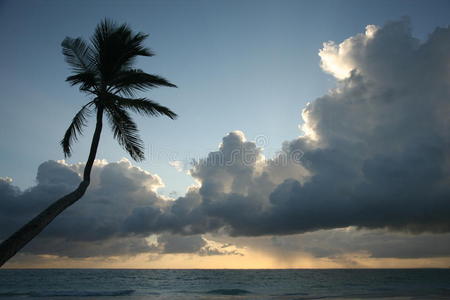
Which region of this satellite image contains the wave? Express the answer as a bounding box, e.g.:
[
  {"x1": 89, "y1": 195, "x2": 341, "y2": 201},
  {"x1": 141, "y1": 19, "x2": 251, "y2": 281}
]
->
[
  {"x1": 206, "y1": 288, "x2": 251, "y2": 295},
  {"x1": 281, "y1": 292, "x2": 309, "y2": 296},
  {"x1": 0, "y1": 292, "x2": 29, "y2": 297},
  {"x1": 0, "y1": 289, "x2": 135, "y2": 297}
]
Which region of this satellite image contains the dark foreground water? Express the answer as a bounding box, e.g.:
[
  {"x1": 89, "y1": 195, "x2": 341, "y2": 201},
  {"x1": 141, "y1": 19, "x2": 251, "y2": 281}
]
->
[{"x1": 1, "y1": 269, "x2": 450, "y2": 300}]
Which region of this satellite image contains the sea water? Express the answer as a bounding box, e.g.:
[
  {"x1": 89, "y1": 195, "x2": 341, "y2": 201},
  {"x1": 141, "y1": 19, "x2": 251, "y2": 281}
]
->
[{"x1": 1, "y1": 269, "x2": 450, "y2": 299}]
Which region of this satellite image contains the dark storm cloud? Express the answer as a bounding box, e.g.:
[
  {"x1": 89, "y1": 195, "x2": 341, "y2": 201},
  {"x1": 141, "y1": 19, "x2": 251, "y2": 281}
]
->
[
  {"x1": 0, "y1": 160, "x2": 238, "y2": 258},
  {"x1": 158, "y1": 234, "x2": 206, "y2": 254},
  {"x1": 2, "y1": 19, "x2": 450, "y2": 259},
  {"x1": 269, "y1": 229, "x2": 450, "y2": 259},
  {"x1": 0, "y1": 160, "x2": 166, "y2": 257},
  {"x1": 124, "y1": 19, "x2": 450, "y2": 236}
]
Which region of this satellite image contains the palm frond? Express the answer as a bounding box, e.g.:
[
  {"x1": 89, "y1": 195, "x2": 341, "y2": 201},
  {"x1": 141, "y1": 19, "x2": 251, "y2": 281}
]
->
[
  {"x1": 91, "y1": 19, "x2": 154, "y2": 81},
  {"x1": 90, "y1": 19, "x2": 116, "y2": 53},
  {"x1": 112, "y1": 24, "x2": 153, "y2": 71},
  {"x1": 66, "y1": 71, "x2": 98, "y2": 92},
  {"x1": 111, "y1": 95, "x2": 177, "y2": 119},
  {"x1": 90, "y1": 19, "x2": 119, "y2": 80},
  {"x1": 60, "y1": 102, "x2": 93, "y2": 157},
  {"x1": 104, "y1": 104, "x2": 145, "y2": 161},
  {"x1": 61, "y1": 37, "x2": 94, "y2": 73},
  {"x1": 110, "y1": 69, "x2": 177, "y2": 96}
]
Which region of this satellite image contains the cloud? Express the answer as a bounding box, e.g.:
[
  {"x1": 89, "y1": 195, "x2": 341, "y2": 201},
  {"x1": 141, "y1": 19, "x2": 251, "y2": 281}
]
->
[
  {"x1": 269, "y1": 229, "x2": 450, "y2": 259},
  {"x1": 169, "y1": 160, "x2": 186, "y2": 173},
  {"x1": 169, "y1": 160, "x2": 189, "y2": 172},
  {"x1": 0, "y1": 159, "x2": 244, "y2": 258},
  {"x1": 0, "y1": 159, "x2": 166, "y2": 258},
  {"x1": 158, "y1": 234, "x2": 206, "y2": 254},
  {"x1": 157, "y1": 234, "x2": 243, "y2": 256},
  {"x1": 2, "y1": 19, "x2": 450, "y2": 261},
  {"x1": 124, "y1": 19, "x2": 450, "y2": 236},
  {"x1": 319, "y1": 24, "x2": 379, "y2": 79},
  {"x1": 264, "y1": 19, "x2": 450, "y2": 234}
]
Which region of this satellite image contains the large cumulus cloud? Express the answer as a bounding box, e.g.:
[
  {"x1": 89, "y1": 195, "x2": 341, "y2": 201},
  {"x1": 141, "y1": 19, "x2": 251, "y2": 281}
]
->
[
  {"x1": 0, "y1": 160, "x2": 165, "y2": 257},
  {"x1": 126, "y1": 19, "x2": 450, "y2": 236},
  {"x1": 271, "y1": 18, "x2": 450, "y2": 234},
  {"x1": 2, "y1": 19, "x2": 450, "y2": 260},
  {"x1": 0, "y1": 159, "x2": 242, "y2": 258}
]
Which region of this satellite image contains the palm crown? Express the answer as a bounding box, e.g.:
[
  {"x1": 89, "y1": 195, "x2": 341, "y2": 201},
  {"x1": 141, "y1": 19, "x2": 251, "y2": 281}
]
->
[{"x1": 61, "y1": 19, "x2": 177, "y2": 161}]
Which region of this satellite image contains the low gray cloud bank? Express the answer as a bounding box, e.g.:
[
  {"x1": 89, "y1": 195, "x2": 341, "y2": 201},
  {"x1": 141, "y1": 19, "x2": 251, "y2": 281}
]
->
[{"x1": 1, "y1": 19, "x2": 450, "y2": 259}]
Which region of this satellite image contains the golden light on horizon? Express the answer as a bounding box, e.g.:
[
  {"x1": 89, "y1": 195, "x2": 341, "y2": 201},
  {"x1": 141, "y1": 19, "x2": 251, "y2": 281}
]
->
[{"x1": 5, "y1": 247, "x2": 450, "y2": 269}]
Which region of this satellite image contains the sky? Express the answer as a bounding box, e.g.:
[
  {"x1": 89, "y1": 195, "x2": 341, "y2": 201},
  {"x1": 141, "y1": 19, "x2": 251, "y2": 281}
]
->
[{"x1": 1, "y1": 0, "x2": 450, "y2": 268}]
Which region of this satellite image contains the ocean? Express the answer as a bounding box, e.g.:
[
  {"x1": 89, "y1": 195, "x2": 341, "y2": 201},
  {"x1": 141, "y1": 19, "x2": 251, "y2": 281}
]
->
[{"x1": 1, "y1": 269, "x2": 450, "y2": 300}]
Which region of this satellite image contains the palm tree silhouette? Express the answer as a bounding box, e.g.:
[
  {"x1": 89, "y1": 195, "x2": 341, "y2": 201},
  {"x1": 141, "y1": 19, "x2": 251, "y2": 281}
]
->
[{"x1": 0, "y1": 19, "x2": 177, "y2": 266}]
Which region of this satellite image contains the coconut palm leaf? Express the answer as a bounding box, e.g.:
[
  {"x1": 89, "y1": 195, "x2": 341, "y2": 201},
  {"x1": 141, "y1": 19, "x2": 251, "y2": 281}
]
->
[
  {"x1": 91, "y1": 20, "x2": 154, "y2": 82},
  {"x1": 66, "y1": 71, "x2": 98, "y2": 92},
  {"x1": 113, "y1": 27, "x2": 153, "y2": 69},
  {"x1": 104, "y1": 104, "x2": 145, "y2": 161},
  {"x1": 60, "y1": 102, "x2": 93, "y2": 158},
  {"x1": 111, "y1": 69, "x2": 176, "y2": 96},
  {"x1": 112, "y1": 96, "x2": 177, "y2": 119},
  {"x1": 61, "y1": 37, "x2": 94, "y2": 73}
]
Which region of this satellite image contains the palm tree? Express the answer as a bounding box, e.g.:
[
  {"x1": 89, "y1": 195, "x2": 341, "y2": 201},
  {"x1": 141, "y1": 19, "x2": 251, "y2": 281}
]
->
[{"x1": 0, "y1": 19, "x2": 177, "y2": 267}]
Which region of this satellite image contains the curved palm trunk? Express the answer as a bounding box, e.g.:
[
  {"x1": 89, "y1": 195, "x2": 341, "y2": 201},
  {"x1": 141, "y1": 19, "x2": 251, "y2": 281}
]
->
[{"x1": 0, "y1": 106, "x2": 104, "y2": 267}]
